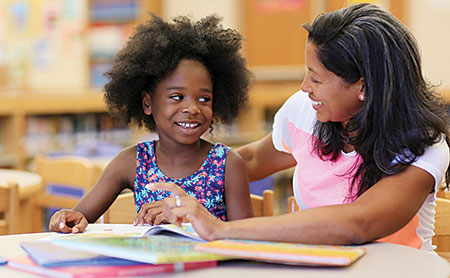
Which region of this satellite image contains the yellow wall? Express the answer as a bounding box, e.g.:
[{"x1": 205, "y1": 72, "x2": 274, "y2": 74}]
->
[
  {"x1": 0, "y1": 0, "x2": 89, "y2": 91},
  {"x1": 409, "y1": 0, "x2": 450, "y2": 92}
]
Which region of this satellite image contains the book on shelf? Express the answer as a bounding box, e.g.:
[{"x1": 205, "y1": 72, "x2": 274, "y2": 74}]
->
[
  {"x1": 196, "y1": 239, "x2": 366, "y2": 266},
  {"x1": 7, "y1": 256, "x2": 217, "y2": 278},
  {"x1": 48, "y1": 223, "x2": 228, "y2": 265}
]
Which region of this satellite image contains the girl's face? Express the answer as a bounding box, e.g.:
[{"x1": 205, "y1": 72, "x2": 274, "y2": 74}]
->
[
  {"x1": 301, "y1": 42, "x2": 364, "y2": 126},
  {"x1": 143, "y1": 59, "x2": 213, "y2": 145}
]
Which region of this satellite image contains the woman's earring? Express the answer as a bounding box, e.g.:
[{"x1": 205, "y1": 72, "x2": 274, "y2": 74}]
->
[{"x1": 359, "y1": 94, "x2": 365, "y2": 102}]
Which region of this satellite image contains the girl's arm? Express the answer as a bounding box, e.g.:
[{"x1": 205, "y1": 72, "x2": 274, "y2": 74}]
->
[
  {"x1": 74, "y1": 145, "x2": 136, "y2": 221},
  {"x1": 236, "y1": 132, "x2": 296, "y2": 181},
  {"x1": 49, "y1": 145, "x2": 136, "y2": 233},
  {"x1": 224, "y1": 150, "x2": 254, "y2": 220},
  {"x1": 161, "y1": 164, "x2": 434, "y2": 244}
]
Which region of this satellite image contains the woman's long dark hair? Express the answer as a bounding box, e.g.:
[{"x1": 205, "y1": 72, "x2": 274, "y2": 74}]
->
[{"x1": 303, "y1": 3, "x2": 450, "y2": 197}]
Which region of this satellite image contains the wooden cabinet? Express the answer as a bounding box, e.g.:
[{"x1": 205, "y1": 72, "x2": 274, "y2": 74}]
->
[{"x1": 238, "y1": 0, "x2": 311, "y2": 142}]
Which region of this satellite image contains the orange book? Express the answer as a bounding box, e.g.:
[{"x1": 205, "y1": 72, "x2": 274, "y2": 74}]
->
[{"x1": 196, "y1": 239, "x2": 366, "y2": 266}]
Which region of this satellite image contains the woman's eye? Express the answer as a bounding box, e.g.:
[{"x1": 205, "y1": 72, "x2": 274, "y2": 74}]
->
[{"x1": 309, "y1": 77, "x2": 320, "y2": 84}]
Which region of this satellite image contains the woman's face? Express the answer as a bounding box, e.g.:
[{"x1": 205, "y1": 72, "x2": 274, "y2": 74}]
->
[{"x1": 301, "y1": 41, "x2": 364, "y2": 126}]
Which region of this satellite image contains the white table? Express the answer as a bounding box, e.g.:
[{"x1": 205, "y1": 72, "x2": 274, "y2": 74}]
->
[
  {"x1": 0, "y1": 169, "x2": 43, "y2": 198},
  {"x1": 0, "y1": 169, "x2": 43, "y2": 233},
  {"x1": 0, "y1": 224, "x2": 449, "y2": 278}
]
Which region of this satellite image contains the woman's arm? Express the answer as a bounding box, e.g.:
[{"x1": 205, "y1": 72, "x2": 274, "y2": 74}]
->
[
  {"x1": 236, "y1": 132, "x2": 296, "y2": 181},
  {"x1": 224, "y1": 150, "x2": 254, "y2": 220},
  {"x1": 162, "y1": 164, "x2": 434, "y2": 244}
]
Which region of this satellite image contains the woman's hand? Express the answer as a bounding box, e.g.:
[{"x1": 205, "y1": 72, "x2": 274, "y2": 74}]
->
[
  {"x1": 147, "y1": 182, "x2": 226, "y2": 240},
  {"x1": 161, "y1": 195, "x2": 226, "y2": 241},
  {"x1": 134, "y1": 182, "x2": 191, "y2": 226},
  {"x1": 48, "y1": 209, "x2": 88, "y2": 233}
]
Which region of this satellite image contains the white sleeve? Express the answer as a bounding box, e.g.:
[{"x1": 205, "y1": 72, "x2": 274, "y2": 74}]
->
[
  {"x1": 272, "y1": 90, "x2": 314, "y2": 153},
  {"x1": 272, "y1": 91, "x2": 299, "y2": 153},
  {"x1": 412, "y1": 136, "x2": 450, "y2": 191}
]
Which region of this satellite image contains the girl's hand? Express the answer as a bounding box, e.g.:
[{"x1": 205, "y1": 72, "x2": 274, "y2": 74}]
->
[
  {"x1": 162, "y1": 195, "x2": 226, "y2": 241},
  {"x1": 134, "y1": 182, "x2": 190, "y2": 226},
  {"x1": 48, "y1": 209, "x2": 88, "y2": 233},
  {"x1": 134, "y1": 200, "x2": 169, "y2": 225},
  {"x1": 148, "y1": 182, "x2": 226, "y2": 241}
]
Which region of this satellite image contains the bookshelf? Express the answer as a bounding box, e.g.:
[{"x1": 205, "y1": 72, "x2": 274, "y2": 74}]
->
[
  {"x1": 87, "y1": 0, "x2": 162, "y2": 88},
  {"x1": 0, "y1": 90, "x2": 118, "y2": 169},
  {"x1": 0, "y1": 1, "x2": 162, "y2": 170}
]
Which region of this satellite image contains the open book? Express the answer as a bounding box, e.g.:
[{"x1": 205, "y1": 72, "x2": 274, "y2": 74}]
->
[
  {"x1": 49, "y1": 224, "x2": 227, "y2": 265},
  {"x1": 41, "y1": 223, "x2": 202, "y2": 241},
  {"x1": 143, "y1": 223, "x2": 203, "y2": 241},
  {"x1": 196, "y1": 239, "x2": 366, "y2": 266}
]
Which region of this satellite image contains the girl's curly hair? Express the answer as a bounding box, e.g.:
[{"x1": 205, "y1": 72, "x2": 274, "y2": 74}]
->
[{"x1": 104, "y1": 14, "x2": 252, "y2": 131}]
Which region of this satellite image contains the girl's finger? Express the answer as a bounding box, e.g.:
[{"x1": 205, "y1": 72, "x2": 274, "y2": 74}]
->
[
  {"x1": 143, "y1": 211, "x2": 156, "y2": 225},
  {"x1": 136, "y1": 203, "x2": 154, "y2": 224},
  {"x1": 72, "y1": 217, "x2": 88, "y2": 233},
  {"x1": 154, "y1": 212, "x2": 166, "y2": 225},
  {"x1": 144, "y1": 206, "x2": 162, "y2": 225}
]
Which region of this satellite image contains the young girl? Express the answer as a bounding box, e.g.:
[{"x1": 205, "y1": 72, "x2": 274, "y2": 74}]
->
[{"x1": 49, "y1": 14, "x2": 253, "y2": 233}]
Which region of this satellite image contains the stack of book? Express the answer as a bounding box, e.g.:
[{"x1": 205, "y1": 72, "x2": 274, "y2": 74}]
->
[
  {"x1": 6, "y1": 223, "x2": 367, "y2": 277},
  {"x1": 6, "y1": 224, "x2": 221, "y2": 278}
]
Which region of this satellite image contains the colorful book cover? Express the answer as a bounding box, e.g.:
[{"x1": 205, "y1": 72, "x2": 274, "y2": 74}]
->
[
  {"x1": 196, "y1": 239, "x2": 366, "y2": 266},
  {"x1": 51, "y1": 235, "x2": 228, "y2": 265},
  {"x1": 20, "y1": 241, "x2": 139, "y2": 267},
  {"x1": 7, "y1": 256, "x2": 217, "y2": 278}
]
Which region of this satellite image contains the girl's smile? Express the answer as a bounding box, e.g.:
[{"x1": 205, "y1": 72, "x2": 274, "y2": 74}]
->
[{"x1": 143, "y1": 59, "x2": 213, "y2": 146}]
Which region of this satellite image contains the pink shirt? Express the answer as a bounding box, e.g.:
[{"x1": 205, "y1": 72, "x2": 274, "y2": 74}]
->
[{"x1": 272, "y1": 90, "x2": 449, "y2": 250}]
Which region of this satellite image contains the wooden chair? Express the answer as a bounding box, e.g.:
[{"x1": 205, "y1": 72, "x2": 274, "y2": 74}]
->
[
  {"x1": 103, "y1": 189, "x2": 275, "y2": 224},
  {"x1": 434, "y1": 197, "x2": 450, "y2": 262},
  {"x1": 103, "y1": 192, "x2": 136, "y2": 224},
  {"x1": 437, "y1": 184, "x2": 450, "y2": 199},
  {"x1": 251, "y1": 189, "x2": 274, "y2": 217},
  {"x1": 0, "y1": 180, "x2": 19, "y2": 235},
  {"x1": 32, "y1": 155, "x2": 104, "y2": 231},
  {"x1": 287, "y1": 196, "x2": 299, "y2": 213}
]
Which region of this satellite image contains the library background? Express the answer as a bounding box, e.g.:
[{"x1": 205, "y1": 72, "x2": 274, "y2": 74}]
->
[{"x1": 0, "y1": 0, "x2": 449, "y2": 218}]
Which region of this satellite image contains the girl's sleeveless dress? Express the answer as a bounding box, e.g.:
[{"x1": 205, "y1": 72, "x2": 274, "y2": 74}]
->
[{"x1": 133, "y1": 140, "x2": 230, "y2": 221}]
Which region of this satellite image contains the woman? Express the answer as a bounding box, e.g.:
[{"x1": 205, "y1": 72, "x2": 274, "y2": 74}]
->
[{"x1": 153, "y1": 3, "x2": 450, "y2": 251}]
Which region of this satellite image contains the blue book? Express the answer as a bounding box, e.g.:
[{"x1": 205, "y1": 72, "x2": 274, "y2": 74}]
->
[{"x1": 20, "y1": 241, "x2": 141, "y2": 267}]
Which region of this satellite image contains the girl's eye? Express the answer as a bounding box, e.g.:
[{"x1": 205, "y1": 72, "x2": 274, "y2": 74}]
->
[
  {"x1": 198, "y1": 96, "x2": 211, "y2": 103},
  {"x1": 170, "y1": 95, "x2": 183, "y2": 101}
]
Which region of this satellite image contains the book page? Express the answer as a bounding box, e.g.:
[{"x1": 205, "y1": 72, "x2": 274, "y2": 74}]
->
[
  {"x1": 41, "y1": 224, "x2": 153, "y2": 241},
  {"x1": 144, "y1": 224, "x2": 203, "y2": 242}
]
